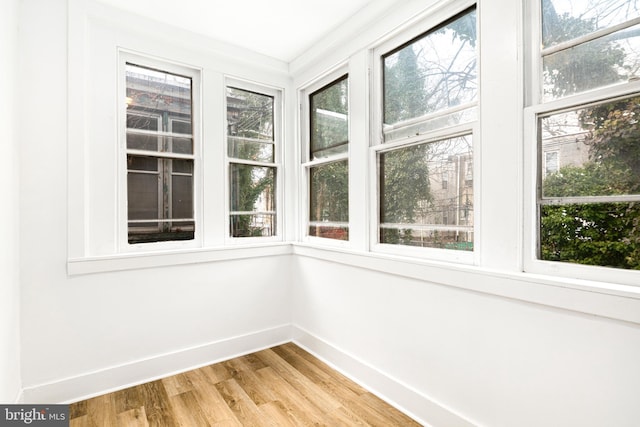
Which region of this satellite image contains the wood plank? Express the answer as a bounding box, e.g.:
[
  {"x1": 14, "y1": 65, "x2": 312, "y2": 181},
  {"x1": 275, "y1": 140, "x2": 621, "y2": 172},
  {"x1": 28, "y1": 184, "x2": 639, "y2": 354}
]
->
[
  {"x1": 214, "y1": 378, "x2": 273, "y2": 426},
  {"x1": 182, "y1": 369, "x2": 239, "y2": 423},
  {"x1": 257, "y1": 401, "x2": 303, "y2": 427},
  {"x1": 254, "y1": 348, "x2": 342, "y2": 413},
  {"x1": 69, "y1": 399, "x2": 87, "y2": 419},
  {"x1": 254, "y1": 366, "x2": 328, "y2": 426},
  {"x1": 68, "y1": 343, "x2": 423, "y2": 426},
  {"x1": 113, "y1": 386, "x2": 143, "y2": 415},
  {"x1": 85, "y1": 393, "x2": 118, "y2": 427},
  {"x1": 359, "y1": 392, "x2": 421, "y2": 426},
  {"x1": 115, "y1": 407, "x2": 149, "y2": 427},
  {"x1": 161, "y1": 372, "x2": 193, "y2": 397},
  {"x1": 136, "y1": 380, "x2": 180, "y2": 427},
  {"x1": 69, "y1": 414, "x2": 88, "y2": 427},
  {"x1": 168, "y1": 390, "x2": 211, "y2": 427}
]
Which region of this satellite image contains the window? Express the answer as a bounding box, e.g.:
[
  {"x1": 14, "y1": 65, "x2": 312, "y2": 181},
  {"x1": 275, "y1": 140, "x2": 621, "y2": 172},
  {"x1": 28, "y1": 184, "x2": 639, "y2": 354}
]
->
[
  {"x1": 544, "y1": 151, "x2": 559, "y2": 176},
  {"x1": 226, "y1": 84, "x2": 280, "y2": 239},
  {"x1": 374, "y1": 5, "x2": 477, "y2": 256},
  {"x1": 125, "y1": 63, "x2": 196, "y2": 244},
  {"x1": 527, "y1": 0, "x2": 640, "y2": 277},
  {"x1": 304, "y1": 75, "x2": 349, "y2": 241}
]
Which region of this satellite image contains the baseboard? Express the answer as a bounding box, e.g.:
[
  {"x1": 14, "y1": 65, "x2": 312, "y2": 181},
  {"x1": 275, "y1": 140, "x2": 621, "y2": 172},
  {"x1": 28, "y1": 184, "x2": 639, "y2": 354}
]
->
[
  {"x1": 22, "y1": 324, "x2": 292, "y2": 404},
  {"x1": 292, "y1": 325, "x2": 477, "y2": 427}
]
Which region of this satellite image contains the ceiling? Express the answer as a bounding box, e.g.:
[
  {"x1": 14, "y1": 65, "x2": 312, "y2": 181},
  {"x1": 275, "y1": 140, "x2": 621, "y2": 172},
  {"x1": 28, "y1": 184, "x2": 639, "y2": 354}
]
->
[{"x1": 96, "y1": 0, "x2": 386, "y2": 63}]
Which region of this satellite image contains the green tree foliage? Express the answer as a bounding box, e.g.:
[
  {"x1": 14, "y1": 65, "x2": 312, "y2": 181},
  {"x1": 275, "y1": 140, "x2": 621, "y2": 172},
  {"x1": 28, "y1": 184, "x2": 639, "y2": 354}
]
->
[
  {"x1": 384, "y1": 47, "x2": 427, "y2": 124},
  {"x1": 540, "y1": 100, "x2": 640, "y2": 269},
  {"x1": 227, "y1": 88, "x2": 275, "y2": 237},
  {"x1": 309, "y1": 161, "x2": 349, "y2": 239},
  {"x1": 539, "y1": 1, "x2": 640, "y2": 268},
  {"x1": 542, "y1": 1, "x2": 626, "y2": 99},
  {"x1": 381, "y1": 45, "x2": 432, "y2": 244},
  {"x1": 541, "y1": 163, "x2": 640, "y2": 269},
  {"x1": 380, "y1": 144, "x2": 432, "y2": 244},
  {"x1": 308, "y1": 78, "x2": 349, "y2": 239},
  {"x1": 580, "y1": 96, "x2": 640, "y2": 191},
  {"x1": 540, "y1": 202, "x2": 640, "y2": 268}
]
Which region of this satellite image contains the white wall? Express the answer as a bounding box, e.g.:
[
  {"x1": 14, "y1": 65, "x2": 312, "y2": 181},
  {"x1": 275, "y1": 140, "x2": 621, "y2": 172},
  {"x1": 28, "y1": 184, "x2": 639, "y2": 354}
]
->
[
  {"x1": 289, "y1": 0, "x2": 640, "y2": 426},
  {"x1": 13, "y1": 1, "x2": 640, "y2": 426},
  {"x1": 0, "y1": 0, "x2": 22, "y2": 404},
  {"x1": 292, "y1": 254, "x2": 640, "y2": 427},
  {"x1": 19, "y1": 0, "x2": 292, "y2": 403}
]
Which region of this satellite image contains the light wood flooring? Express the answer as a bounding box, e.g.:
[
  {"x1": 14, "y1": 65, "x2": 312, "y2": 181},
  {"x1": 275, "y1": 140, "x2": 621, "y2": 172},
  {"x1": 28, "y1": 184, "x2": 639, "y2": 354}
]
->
[{"x1": 69, "y1": 343, "x2": 421, "y2": 426}]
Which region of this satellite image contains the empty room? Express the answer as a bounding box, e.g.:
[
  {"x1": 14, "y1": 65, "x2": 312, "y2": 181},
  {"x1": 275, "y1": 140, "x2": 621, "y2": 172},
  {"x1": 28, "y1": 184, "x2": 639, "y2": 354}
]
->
[{"x1": 2, "y1": 0, "x2": 640, "y2": 425}]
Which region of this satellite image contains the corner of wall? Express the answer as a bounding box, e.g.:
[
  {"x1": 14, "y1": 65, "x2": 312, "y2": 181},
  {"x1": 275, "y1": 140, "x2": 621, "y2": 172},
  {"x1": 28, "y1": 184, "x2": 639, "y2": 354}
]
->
[{"x1": 291, "y1": 326, "x2": 478, "y2": 427}]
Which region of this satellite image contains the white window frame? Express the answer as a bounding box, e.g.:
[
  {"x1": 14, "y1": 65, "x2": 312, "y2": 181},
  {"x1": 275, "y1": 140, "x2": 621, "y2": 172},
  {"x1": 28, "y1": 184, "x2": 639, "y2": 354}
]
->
[
  {"x1": 523, "y1": 0, "x2": 640, "y2": 287},
  {"x1": 369, "y1": 0, "x2": 479, "y2": 265},
  {"x1": 224, "y1": 77, "x2": 284, "y2": 245},
  {"x1": 117, "y1": 50, "x2": 203, "y2": 253},
  {"x1": 299, "y1": 66, "x2": 351, "y2": 248}
]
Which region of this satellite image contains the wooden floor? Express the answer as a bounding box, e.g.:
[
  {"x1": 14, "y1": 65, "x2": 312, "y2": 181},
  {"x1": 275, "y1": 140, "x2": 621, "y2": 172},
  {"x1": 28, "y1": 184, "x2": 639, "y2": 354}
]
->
[{"x1": 69, "y1": 343, "x2": 421, "y2": 426}]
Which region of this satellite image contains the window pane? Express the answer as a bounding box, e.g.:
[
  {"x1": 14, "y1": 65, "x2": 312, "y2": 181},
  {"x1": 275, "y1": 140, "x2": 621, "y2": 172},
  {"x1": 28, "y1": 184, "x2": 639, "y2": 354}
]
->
[
  {"x1": 170, "y1": 119, "x2": 191, "y2": 135},
  {"x1": 310, "y1": 76, "x2": 348, "y2": 159},
  {"x1": 542, "y1": 0, "x2": 639, "y2": 48},
  {"x1": 383, "y1": 8, "x2": 477, "y2": 128},
  {"x1": 127, "y1": 113, "x2": 159, "y2": 131},
  {"x1": 125, "y1": 63, "x2": 195, "y2": 245},
  {"x1": 228, "y1": 137, "x2": 274, "y2": 163},
  {"x1": 227, "y1": 87, "x2": 274, "y2": 142},
  {"x1": 379, "y1": 135, "x2": 473, "y2": 250},
  {"x1": 128, "y1": 171, "x2": 159, "y2": 221},
  {"x1": 545, "y1": 151, "x2": 559, "y2": 176},
  {"x1": 172, "y1": 175, "x2": 193, "y2": 219},
  {"x1": 126, "y1": 65, "x2": 193, "y2": 155},
  {"x1": 309, "y1": 160, "x2": 349, "y2": 240},
  {"x1": 540, "y1": 202, "x2": 640, "y2": 269},
  {"x1": 229, "y1": 164, "x2": 276, "y2": 237},
  {"x1": 126, "y1": 64, "x2": 192, "y2": 129},
  {"x1": 543, "y1": 24, "x2": 640, "y2": 101},
  {"x1": 540, "y1": 95, "x2": 640, "y2": 198},
  {"x1": 127, "y1": 156, "x2": 194, "y2": 243},
  {"x1": 230, "y1": 214, "x2": 276, "y2": 237}
]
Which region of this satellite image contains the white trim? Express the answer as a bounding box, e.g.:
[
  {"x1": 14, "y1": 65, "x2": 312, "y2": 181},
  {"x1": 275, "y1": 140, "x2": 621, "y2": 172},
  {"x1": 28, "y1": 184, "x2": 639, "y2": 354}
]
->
[
  {"x1": 292, "y1": 244, "x2": 640, "y2": 325},
  {"x1": 23, "y1": 324, "x2": 292, "y2": 404},
  {"x1": 67, "y1": 243, "x2": 291, "y2": 275},
  {"x1": 292, "y1": 326, "x2": 478, "y2": 427}
]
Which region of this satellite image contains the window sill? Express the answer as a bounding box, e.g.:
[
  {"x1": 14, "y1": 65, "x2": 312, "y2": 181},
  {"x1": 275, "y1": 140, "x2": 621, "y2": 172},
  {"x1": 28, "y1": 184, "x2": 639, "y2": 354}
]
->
[
  {"x1": 67, "y1": 243, "x2": 292, "y2": 276},
  {"x1": 292, "y1": 243, "x2": 640, "y2": 325}
]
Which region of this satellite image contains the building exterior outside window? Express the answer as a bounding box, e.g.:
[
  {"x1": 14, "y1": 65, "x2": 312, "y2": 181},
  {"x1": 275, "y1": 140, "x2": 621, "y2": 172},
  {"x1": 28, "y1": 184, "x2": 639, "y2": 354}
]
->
[{"x1": 125, "y1": 63, "x2": 195, "y2": 244}]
